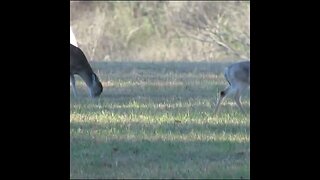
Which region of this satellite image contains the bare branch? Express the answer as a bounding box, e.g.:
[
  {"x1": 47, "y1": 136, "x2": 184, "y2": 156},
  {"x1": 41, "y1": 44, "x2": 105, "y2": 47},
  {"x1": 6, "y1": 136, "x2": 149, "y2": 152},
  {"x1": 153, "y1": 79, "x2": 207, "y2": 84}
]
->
[
  {"x1": 125, "y1": 25, "x2": 143, "y2": 48},
  {"x1": 175, "y1": 2, "x2": 250, "y2": 60}
]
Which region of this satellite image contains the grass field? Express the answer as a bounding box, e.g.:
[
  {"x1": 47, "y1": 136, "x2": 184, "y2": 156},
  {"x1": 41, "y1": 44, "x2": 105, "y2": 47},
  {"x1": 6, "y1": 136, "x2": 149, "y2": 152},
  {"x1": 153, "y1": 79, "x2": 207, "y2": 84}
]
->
[{"x1": 70, "y1": 61, "x2": 250, "y2": 179}]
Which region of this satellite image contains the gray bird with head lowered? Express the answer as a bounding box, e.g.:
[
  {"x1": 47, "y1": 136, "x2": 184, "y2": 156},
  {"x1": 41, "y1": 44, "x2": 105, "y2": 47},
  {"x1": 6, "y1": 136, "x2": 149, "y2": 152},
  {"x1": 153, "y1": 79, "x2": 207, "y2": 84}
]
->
[
  {"x1": 214, "y1": 61, "x2": 250, "y2": 114},
  {"x1": 70, "y1": 44, "x2": 103, "y2": 98}
]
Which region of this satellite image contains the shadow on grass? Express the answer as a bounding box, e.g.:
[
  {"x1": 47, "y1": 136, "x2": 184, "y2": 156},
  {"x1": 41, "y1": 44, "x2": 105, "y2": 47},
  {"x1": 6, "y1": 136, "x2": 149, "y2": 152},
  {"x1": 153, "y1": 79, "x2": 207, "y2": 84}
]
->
[
  {"x1": 71, "y1": 141, "x2": 249, "y2": 179},
  {"x1": 70, "y1": 120, "x2": 249, "y2": 179},
  {"x1": 90, "y1": 60, "x2": 237, "y2": 75},
  {"x1": 70, "y1": 60, "x2": 250, "y2": 102}
]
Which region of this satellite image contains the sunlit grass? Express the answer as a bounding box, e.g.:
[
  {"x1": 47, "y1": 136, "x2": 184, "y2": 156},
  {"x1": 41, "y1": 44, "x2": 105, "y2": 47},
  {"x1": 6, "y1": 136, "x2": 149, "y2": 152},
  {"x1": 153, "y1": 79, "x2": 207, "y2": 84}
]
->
[{"x1": 70, "y1": 61, "x2": 250, "y2": 179}]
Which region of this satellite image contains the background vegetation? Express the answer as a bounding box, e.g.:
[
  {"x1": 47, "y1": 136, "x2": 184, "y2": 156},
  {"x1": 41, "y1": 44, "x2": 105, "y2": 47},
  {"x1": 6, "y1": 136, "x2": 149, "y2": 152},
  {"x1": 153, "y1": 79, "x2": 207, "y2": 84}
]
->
[{"x1": 70, "y1": 1, "x2": 250, "y2": 61}]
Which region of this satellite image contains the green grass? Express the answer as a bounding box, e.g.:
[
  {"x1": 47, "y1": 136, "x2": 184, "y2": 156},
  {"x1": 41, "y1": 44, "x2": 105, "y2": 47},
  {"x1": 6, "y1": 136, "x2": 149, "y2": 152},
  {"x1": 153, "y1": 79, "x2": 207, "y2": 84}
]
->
[{"x1": 70, "y1": 61, "x2": 250, "y2": 179}]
